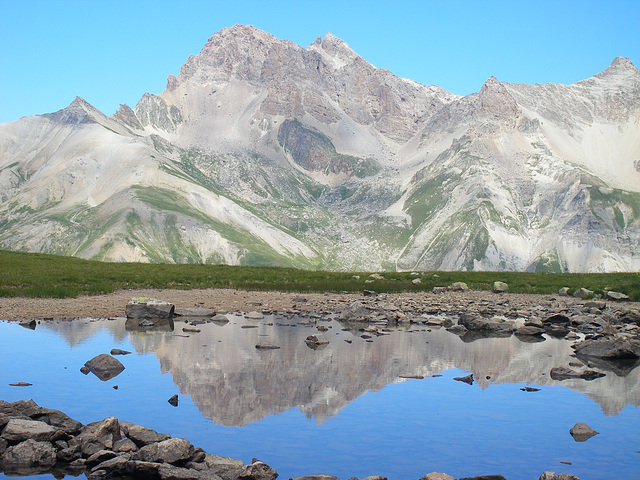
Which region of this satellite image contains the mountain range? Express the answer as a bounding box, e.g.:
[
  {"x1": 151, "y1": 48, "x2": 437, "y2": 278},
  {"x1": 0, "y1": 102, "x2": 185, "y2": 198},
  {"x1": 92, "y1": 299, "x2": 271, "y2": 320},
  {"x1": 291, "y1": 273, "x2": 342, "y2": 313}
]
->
[{"x1": 1, "y1": 25, "x2": 639, "y2": 272}]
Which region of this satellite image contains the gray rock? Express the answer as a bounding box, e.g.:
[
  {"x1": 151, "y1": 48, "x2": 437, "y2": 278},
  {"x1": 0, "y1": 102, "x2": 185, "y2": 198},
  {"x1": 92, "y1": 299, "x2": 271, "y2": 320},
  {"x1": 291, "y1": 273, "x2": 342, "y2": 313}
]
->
[
  {"x1": 419, "y1": 473, "x2": 456, "y2": 480},
  {"x1": 174, "y1": 307, "x2": 216, "y2": 317},
  {"x1": 1, "y1": 418, "x2": 59, "y2": 443},
  {"x1": 570, "y1": 422, "x2": 598, "y2": 442},
  {"x1": 448, "y1": 282, "x2": 469, "y2": 291},
  {"x1": 558, "y1": 287, "x2": 570, "y2": 296},
  {"x1": 239, "y1": 460, "x2": 278, "y2": 480},
  {"x1": 573, "y1": 336, "x2": 640, "y2": 359},
  {"x1": 119, "y1": 422, "x2": 172, "y2": 447},
  {"x1": 33, "y1": 406, "x2": 84, "y2": 435},
  {"x1": 305, "y1": 334, "x2": 329, "y2": 346},
  {"x1": 18, "y1": 318, "x2": 37, "y2": 329},
  {"x1": 432, "y1": 286, "x2": 448, "y2": 294},
  {"x1": 86, "y1": 449, "x2": 118, "y2": 467},
  {"x1": 539, "y1": 473, "x2": 581, "y2": 480},
  {"x1": 136, "y1": 437, "x2": 194, "y2": 465},
  {"x1": 573, "y1": 288, "x2": 594, "y2": 298},
  {"x1": 90, "y1": 454, "x2": 131, "y2": 476},
  {"x1": 211, "y1": 314, "x2": 230, "y2": 324},
  {"x1": 113, "y1": 438, "x2": 138, "y2": 452},
  {"x1": 73, "y1": 417, "x2": 122, "y2": 456},
  {"x1": 245, "y1": 311, "x2": 264, "y2": 320},
  {"x1": 606, "y1": 291, "x2": 629, "y2": 301},
  {"x1": 157, "y1": 464, "x2": 211, "y2": 480},
  {"x1": 168, "y1": 394, "x2": 179, "y2": 407},
  {"x1": 339, "y1": 302, "x2": 373, "y2": 321},
  {"x1": 84, "y1": 353, "x2": 125, "y2": 381},
  {"x1": 126, "y1": 298, "x2": 175, "y2": 319},
  {"x1": 459, "y1": 314, "x2": 515, "y2": 333},
  {"x1": 515, "y1": 325, "x2": 546, "y2": 336},
  {"x1": 255, "y1": 343, "x2": 281, "y2": 350},
  {"x1": 492, "y1": 281, "x2": 509, "y2": 293},
  {"x1": 2, "y1": 438, "x2": 56, "y2": 468}
]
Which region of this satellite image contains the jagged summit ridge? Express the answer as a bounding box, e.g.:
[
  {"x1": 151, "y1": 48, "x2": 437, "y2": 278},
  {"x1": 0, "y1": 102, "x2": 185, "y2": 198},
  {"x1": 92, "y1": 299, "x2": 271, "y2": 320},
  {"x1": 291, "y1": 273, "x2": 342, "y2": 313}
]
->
[{"x1": 0, "y1": 25, "x2": 638, "y2": 272}]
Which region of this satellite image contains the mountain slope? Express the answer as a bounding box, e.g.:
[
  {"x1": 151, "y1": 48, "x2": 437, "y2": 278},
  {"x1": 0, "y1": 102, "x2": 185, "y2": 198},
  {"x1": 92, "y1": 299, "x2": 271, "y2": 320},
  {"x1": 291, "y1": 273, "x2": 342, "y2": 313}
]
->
[{"x1": 1, "y1": 25, "x2": 639, "y2": 272}]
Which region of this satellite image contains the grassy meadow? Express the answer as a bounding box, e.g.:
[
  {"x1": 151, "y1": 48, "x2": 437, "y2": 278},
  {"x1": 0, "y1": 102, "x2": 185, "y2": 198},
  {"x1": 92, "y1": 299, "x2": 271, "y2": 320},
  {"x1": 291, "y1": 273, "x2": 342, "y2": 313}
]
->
[{"x1": 0, "y1": 249, "x2": 639, "y2": 300}]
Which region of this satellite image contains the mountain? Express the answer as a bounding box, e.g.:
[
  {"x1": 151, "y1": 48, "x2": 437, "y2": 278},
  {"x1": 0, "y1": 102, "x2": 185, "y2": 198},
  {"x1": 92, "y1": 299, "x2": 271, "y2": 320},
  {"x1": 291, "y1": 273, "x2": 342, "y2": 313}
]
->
[{"x1": 1, "y1": 25, "x2": 639, "y2": 272}]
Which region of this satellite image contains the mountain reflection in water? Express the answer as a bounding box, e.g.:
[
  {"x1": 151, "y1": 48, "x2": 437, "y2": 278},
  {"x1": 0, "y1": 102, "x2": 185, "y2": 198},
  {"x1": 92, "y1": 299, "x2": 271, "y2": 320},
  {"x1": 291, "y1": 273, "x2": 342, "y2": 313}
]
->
[
  {"x1": 33, "y1": 315, "x2": 640, "y2": 423},
  {"x1": 2, "y1": 315, "x2": 640, "y2": 480}
]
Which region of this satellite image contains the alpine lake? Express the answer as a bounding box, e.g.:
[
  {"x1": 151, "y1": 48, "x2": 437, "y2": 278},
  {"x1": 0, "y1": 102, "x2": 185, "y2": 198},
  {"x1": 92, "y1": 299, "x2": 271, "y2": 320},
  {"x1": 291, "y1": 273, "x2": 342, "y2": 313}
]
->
[{"x1": 1, "y1": 308, "x2": 639, "y2": 480}]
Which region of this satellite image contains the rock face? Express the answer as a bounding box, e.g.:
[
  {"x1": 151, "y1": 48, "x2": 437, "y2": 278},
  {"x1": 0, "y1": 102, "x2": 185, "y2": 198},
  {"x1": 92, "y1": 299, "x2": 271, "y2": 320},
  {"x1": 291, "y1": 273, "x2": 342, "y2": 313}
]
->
[
  {"x1": 1, "y1": 25, "x2": 639, "y2": 273},
  {"x1": 126, "y1": 298, "x2": 175, "y2": 319}
]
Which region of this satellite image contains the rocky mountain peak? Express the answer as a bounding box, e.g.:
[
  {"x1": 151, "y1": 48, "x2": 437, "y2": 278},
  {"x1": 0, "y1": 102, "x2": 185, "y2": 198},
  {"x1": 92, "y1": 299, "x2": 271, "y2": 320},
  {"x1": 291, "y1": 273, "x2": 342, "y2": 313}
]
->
[
  {"x1": 476, "y1": 76, "x2": 519, "y2": 124},
  {"x1": 42, "y1": 96, "x2": 105, "y2": 125},
  {"x1": 592, "y1": 56, "x2": 640, "y2": 85},
  {"x1": 308, "y1": 32, "x2": 361, "y2": 70}
]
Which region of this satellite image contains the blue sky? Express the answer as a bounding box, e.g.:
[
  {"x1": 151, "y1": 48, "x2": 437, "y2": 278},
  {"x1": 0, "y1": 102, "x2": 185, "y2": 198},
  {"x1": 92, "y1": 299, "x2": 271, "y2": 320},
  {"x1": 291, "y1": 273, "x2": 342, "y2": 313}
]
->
[{"x1": 1, "y1": 0, "x2": 638, "y2": 123}]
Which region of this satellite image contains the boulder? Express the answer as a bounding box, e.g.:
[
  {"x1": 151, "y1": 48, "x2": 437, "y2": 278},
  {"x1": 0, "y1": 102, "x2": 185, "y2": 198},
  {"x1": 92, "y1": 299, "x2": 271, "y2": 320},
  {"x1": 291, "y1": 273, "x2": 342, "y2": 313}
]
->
[
  {"x1": 339, "y1": 302, "x2": 373, "y2": 321},
  {"x1": 73, "y1": 417, "x2": 122, "y2": 456},
  {"x1": 573, "y1": 288, "x2": 594, "y2": 298},
  {"x1": 419, "y1": 473, "x2": 456, "y2": 480},
  {"x1": 459, "y1": 314, "x2": 515, "y2": 333},
  {"x1": 1, "y1": 419, "x2": 59, "y2": 443},
  {"x1": 573, "y1": 336, "x2": 640, "y2": 359},
  {"x1": 18, "y1": 319, "x2": 37, "y2": 329},
  {"x1": 515, "y1": 325, "x2": 546, "y2": 336},
  {"x1": 539, "y1": 473, "x2": 580, "y2": 480},
  {"x1": 305, "y1": 334, "x2": 329, "y2": 347},
  {"x1": 245, "y1": 311, "x2": 264, "y2": 320},
  {"x1": 432, "y1": 286, "x2": 448, "y2": 294},
  {"x1": 2, "y1": 438, "x2": 57, "y2": 468},
  {"x1": 120, "y1": 422, "x2": 171, "y2": 446},
  {"x1": 448, "y1": 282, "x2": 469, "y2": 291},
  {"x1": 606, "y1": 291, "x2": 629, "y2": 301},
  {"x1": 33, "y1": 407, "x2": 84, "y2": 435},
  {"x1": 558, "y1": 287, "x2": 570, "y2": 296},
  {"x1": 136, "y1": 437, "x2": 194, "y2": 465},
  {"x1": 492, "y1": 281, "x2": 509, "y2": 293},
  {"x1": 110, "y1": 349, "x2": 131, "y2": 355},
  {"x1": 570, "y1": 423, "x2": 598, "y2": 442},
  {"x1": 238, "y1": 460, "x2": 278, "y2": 480},
  {"x1": 84, "y1": 354, "x2": 125, "y2": 381},
  {"x1": 126, "y1": 298, "x2": 174, "y2": 319}
]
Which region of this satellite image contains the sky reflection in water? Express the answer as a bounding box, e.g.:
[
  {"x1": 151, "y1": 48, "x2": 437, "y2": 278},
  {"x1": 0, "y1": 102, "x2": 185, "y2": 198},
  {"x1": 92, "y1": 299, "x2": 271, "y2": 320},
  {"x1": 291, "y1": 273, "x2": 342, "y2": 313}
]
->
[{"x1": 0, "y1": 316, "x2": 639, "y2": 480}]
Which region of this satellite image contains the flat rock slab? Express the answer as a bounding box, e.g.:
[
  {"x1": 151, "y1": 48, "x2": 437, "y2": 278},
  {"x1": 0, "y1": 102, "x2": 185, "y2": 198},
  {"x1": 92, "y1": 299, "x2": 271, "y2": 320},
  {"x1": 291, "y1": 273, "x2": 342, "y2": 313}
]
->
[
  {"x1": 126, "y1": 298, "x2": 174, "y2": 319},
  {"x1": 1, "y1": 419, "x2": 59, "y2": 442},
  {"x1": 174, "y1": 307, "x2": 216, "y2": 317}
]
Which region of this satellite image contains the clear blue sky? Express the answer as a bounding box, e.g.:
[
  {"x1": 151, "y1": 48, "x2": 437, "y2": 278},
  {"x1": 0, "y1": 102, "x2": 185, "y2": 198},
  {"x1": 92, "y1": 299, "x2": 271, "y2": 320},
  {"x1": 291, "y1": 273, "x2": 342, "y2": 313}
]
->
[{"x1": 1, "y1": 0, "x2": 638, "y2": 123}]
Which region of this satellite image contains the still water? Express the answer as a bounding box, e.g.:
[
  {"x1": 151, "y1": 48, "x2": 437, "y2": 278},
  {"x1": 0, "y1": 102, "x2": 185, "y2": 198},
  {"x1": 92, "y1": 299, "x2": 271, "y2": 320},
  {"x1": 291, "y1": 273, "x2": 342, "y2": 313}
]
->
[{"x1": 0, "y1": 314, "x2": 639, "y2": 480}]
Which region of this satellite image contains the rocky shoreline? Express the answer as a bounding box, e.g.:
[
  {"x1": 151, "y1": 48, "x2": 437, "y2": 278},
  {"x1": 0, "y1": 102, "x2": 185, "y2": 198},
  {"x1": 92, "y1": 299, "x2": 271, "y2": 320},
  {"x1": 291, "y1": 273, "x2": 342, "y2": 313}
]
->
[
  {"x1": 2, "y1": 285, "x2": 639, "y2": 480},
  {"x1": 0, "y1": 399, "x2": 581, "y2": 480}
]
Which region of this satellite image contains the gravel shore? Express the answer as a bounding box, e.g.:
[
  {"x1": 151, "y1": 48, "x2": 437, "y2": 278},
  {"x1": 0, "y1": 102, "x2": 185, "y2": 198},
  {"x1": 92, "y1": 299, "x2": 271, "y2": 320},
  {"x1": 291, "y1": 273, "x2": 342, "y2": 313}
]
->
[{"x1": 2, "y1": 288, "x2": 637, "y2": 321}]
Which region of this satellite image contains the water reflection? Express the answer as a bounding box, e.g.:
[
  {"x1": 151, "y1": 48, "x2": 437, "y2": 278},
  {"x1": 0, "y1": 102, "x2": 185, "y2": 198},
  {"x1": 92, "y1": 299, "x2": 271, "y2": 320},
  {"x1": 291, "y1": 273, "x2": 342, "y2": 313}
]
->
[{"x1": 35, "y1": 315, "x2": 640, "y2": 424}]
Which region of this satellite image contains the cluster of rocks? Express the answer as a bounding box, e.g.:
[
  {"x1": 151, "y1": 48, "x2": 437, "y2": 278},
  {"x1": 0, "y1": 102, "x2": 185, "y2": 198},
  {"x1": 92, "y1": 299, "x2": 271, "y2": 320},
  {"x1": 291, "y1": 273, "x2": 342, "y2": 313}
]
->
[
  {"x1": 0, "y1": 400, "x2": 581, "y2": 480},
  {"x1": 0, "y1": 399, "x2": 279, "y2": 480}
]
